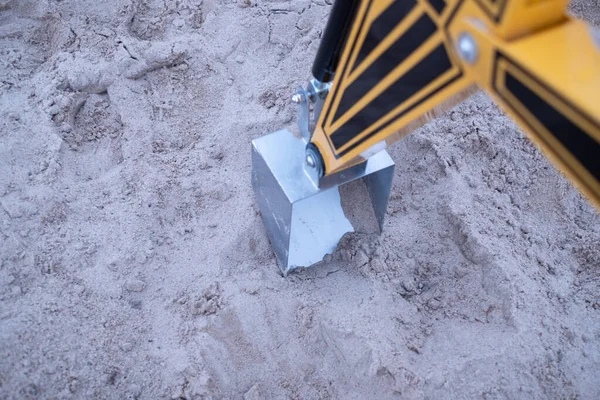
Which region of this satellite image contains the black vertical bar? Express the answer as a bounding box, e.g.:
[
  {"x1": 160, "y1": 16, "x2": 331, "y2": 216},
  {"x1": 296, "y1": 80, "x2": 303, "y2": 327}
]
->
[{"x1": 311, "y1": 0, "x2": 361, "y2": 83}]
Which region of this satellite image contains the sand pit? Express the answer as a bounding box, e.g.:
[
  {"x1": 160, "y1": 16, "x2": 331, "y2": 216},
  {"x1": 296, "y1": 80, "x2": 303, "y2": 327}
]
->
[{"x1": 1, "y1": 0, "x2": 599, "y2": 398}]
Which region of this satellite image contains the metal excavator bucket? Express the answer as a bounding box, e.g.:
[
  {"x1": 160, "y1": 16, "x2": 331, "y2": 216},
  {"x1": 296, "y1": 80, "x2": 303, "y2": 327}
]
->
[
  {"x1": 251, "y1": 1, "x2": 394, "y2": 275},
  {"x1": 251, "y1": 128, "x2": 394, "y2": 275}
]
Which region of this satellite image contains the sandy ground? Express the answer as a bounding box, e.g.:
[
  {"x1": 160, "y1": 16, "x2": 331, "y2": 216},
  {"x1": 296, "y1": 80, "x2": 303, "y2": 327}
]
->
[{"x1": 0, "y1": 0, "x2": 599, "y2": 399}]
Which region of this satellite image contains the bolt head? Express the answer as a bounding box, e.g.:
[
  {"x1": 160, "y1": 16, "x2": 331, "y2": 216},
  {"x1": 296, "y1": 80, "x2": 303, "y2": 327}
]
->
[
  {"x1": 457, "y1": 33, "x2": 478, "y2": 65},
  {"x1": 304, "y1": 145, "x2": 324, "y2": 177},
  {"x1": 291, "y1": 93, "x2": 305, "y2": 104}
]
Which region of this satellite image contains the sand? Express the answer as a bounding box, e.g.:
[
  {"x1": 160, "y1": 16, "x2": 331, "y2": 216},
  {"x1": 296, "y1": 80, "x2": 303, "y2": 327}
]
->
[{"x1": 0, "y1": 0, "x2": 599, "y2": 399}]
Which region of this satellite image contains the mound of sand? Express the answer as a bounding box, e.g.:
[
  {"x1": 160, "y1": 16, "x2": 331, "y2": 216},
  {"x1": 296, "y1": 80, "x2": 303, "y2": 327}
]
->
[{"x1": 0, "y1": 0, "x2": 598, "y2": 398}]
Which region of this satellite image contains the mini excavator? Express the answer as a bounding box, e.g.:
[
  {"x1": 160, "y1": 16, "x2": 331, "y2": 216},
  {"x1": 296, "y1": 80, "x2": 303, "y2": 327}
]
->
[{"x1": 251, "y1": 0, "x2": 600, "y2": 275}]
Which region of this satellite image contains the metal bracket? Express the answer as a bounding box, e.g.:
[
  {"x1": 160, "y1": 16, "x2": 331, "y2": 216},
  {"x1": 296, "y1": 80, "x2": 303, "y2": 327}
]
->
[{"x1": 294, "y1": 79, "x2": 331, "y2": 142}]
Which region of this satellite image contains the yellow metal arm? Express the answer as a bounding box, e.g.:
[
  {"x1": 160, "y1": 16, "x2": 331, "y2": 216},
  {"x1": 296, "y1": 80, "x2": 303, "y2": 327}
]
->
[{"x1": 309, "y1": 0, "x2": 600, "y2": 207}]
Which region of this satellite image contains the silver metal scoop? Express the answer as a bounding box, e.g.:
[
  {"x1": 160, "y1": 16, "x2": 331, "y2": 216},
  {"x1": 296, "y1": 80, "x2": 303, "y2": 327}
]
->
[{"x1": 251, "y1": 129, "x2": 394, "y2": 275}]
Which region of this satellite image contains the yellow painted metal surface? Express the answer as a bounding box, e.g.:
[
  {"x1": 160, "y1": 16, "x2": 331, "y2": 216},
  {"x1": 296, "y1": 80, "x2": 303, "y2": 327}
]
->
[
  {"x1": 484, "y1": 0, "x2": 569, "y2": 39},
  {"x1": 448, "y1": 16, "x2": 600, "y2": 205}
]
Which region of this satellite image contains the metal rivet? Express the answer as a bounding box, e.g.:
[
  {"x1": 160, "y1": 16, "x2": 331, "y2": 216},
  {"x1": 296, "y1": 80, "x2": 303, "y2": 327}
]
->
[{"x1": 457, "y1": 33, "x2": 478, "y2": 65}]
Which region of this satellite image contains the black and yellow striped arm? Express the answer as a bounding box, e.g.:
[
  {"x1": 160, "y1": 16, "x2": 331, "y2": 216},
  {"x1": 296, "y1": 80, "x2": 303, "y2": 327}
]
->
[{"x1": 310, "y1": 0, "x2": 600, "y2": 208}]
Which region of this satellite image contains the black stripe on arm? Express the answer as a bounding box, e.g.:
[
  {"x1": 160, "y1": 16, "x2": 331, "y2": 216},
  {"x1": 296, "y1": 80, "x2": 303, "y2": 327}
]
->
[
  {"x1": 331, "y1": 43, "x2": 453, "y2": 149},
  {"x1": 333, "y1": 13, "x2": 437, "y2": 123},
  {"x1": 505, "y1": 72, "x2": 600, "y2": 181},
  {"x1": 351, "y1": 0, "x2": 417, "y2": 73},
  {"x1": 428, "y1": 0, "x2": 446, "y2": 14}
]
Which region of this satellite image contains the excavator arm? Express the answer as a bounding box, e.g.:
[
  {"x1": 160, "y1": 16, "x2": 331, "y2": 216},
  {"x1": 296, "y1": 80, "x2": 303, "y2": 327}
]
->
[
  {"x1": 309, "y1": 0, "x2": 600, "y2": 207},
  {"x1": 251, "y1": 0, "x2": 599, "y2": 274}
]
